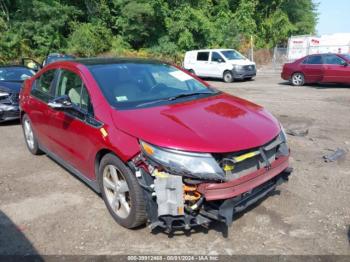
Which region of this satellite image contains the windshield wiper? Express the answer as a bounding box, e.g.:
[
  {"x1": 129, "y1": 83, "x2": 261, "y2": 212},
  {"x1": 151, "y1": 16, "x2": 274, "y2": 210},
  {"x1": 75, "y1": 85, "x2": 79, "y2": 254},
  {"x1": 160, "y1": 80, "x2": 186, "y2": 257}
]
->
[
  {"x1": 167, "y1": 91, "x2": 214, "y2": 101},
  {"x1": 135, "y1": 91, "x2": 217, "y2": 108}
]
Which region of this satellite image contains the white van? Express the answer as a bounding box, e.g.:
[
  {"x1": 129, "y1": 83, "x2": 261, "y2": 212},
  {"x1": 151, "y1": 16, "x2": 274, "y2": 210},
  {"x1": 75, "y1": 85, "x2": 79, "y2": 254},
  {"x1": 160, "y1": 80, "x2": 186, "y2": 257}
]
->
[{"x1": 183, "y1": 49, "x2": 256, "y2": 83}]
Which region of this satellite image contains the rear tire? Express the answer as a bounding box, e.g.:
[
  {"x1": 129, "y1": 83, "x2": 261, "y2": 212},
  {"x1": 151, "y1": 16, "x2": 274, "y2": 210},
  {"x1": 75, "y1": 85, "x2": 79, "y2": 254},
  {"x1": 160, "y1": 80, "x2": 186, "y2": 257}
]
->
[
  {"x1": 188, "y1": 69, "x2": 195, "y2": 75},
  {"x1": 22, "y1": 114, "x2": 43, "y2": 155},
  {"x1": 98, "y1": 153, "x2": 147, "y2": 229},
  {"x1": 291, "y1": 72, "x2": 305, "y2": 86},
  {"x1": 223, "y1": 71, "x2": 234, "y2": 83}
]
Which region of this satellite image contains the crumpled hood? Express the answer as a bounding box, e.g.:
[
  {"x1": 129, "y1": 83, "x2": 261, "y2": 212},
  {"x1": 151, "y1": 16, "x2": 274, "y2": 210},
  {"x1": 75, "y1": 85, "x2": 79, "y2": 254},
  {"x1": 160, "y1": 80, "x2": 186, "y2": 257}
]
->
[{"x1": 112, "y1": 93, "x2": 280, "y2": 153}]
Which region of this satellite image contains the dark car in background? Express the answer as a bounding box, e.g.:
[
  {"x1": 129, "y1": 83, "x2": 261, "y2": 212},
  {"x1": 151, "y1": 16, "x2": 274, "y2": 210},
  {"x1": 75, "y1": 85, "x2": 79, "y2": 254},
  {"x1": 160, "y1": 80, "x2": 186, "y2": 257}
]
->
[
  {"x1": 0, "y1": 66, "x2": 35, "y2": 122},
  {"x1": 281, "y1": 53, "x2": 350, "y2": 86},
  {"x1": 42, "y1": 53, "x2": 75, "y2": 66}
]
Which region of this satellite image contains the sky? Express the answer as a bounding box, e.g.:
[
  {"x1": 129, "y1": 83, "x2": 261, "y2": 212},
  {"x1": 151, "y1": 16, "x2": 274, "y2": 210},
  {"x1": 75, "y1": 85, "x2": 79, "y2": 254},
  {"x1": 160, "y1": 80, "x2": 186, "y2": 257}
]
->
[{"x1": 316, "y1": 0, "x2": 350, "y2": 35}]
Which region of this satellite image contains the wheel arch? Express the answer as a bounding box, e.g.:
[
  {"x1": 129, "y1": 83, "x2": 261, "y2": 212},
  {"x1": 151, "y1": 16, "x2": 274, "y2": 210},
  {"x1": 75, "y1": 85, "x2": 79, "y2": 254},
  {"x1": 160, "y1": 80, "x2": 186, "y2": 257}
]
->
[{"x1": 94, "y1": 148, "x2": 114, "y2": 180}]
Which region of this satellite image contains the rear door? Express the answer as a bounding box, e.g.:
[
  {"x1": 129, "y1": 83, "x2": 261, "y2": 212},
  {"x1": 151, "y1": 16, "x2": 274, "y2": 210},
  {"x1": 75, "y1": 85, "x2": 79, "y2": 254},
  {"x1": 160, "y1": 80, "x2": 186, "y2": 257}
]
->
[
  {"x1": 322, "y1": 54, "x2": 350, "y2": 83},
  {"x1": 47, "y1": 68, "x2": 101, "y2": 179},
  {"x1": 194, "y1": 51, "x2": 210, "y2": 77},
  {"x1": 300, "y1": 55, "x2": 324, "y2": 83},
  {"x1": 27, "y1": 69, "x2": 57, "y2": 149}
]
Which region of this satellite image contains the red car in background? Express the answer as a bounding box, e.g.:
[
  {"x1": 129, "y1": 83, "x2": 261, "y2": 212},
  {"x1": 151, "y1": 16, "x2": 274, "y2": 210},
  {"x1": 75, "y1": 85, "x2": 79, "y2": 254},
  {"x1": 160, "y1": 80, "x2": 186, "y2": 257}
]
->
[
  {"x1": 281, "y1": 53, "x2": 350, "y2": 86},
  {"x1": 20, "y1": 58, "x2": 291, "y2": 232}
]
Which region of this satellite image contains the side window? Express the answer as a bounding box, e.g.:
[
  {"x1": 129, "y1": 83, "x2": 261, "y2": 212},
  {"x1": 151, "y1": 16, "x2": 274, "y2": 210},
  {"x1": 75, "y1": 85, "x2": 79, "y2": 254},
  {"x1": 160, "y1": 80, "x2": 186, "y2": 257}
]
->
[
  {"x1": 323, "y1": 55, "x2": 346, "y2": 65},
  {"x1": 211, "y1": 52, "x2": 223, "y2": 62},
  {"x1": 31, "y1": 70, "x2": 56, "y2": 102},
  {"x1": 56, "y1": 70, "x2": 93, "y2": 115},
  {"x1": 304, "y1": 55, "x2": 323, "y2": 64},
  {"x1": 197, "y1": 52, "x2": 209, "y2": 61}
]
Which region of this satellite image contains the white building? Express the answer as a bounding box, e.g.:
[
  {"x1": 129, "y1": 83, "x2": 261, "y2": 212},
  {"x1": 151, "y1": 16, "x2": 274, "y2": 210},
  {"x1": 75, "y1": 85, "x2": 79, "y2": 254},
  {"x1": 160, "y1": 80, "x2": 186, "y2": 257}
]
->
[{"x1": 287, "y1": 33, "x2": 350, "y2": 61}]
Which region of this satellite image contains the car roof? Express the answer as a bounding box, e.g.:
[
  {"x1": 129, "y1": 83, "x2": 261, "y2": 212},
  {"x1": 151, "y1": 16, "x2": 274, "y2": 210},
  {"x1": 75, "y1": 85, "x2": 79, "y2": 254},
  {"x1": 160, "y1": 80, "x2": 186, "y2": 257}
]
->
[
  {"x1": 187, "y1": 49, "x2": 234, "y2": 53},
  {"x1": 0, "y1": 65, "x2": 31, "y2": 69},
  {"x1": 63, "y1": 57, "x2": 166, "y2": 66},
  {"x1": 307, "y1": 53, "x2": 344, "y2": 56}
]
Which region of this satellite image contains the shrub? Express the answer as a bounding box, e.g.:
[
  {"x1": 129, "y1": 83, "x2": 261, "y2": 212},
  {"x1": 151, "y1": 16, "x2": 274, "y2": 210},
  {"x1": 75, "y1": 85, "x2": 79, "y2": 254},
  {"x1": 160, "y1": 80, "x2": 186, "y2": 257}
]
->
[{"x1": 67, "y1": 23, "x2": 113, "y2": 57}]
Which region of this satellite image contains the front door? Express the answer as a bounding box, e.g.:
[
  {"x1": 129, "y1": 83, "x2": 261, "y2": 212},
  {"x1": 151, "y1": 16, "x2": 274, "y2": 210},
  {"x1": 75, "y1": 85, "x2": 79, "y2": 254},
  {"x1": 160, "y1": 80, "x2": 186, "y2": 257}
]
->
[
  {"x1": 207, "y1": 51, "x2": 226, "y2": 78},
  {"x1": 47, "y1": 68, "x2": 100, "y2": 179},
  {"x1": 322, "y1": 54, "x2": 350, "y2": 84}
]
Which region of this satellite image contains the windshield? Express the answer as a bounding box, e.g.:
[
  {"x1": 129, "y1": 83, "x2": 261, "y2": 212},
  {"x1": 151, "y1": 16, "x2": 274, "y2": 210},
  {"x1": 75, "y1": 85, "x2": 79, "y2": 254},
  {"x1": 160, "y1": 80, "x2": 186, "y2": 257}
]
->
[
  {"x1": 221, "y1": 50, "x2": 246, "y2": 60},
  {"x1": 88, "y1": 63, "x2": 218, "y2": 109},
  {"x1": 0, "y1": 67, "x2": 35, "y2": 82},
  {"x1": 342, "y1": 54, "x2": 350, "y2": 61}
]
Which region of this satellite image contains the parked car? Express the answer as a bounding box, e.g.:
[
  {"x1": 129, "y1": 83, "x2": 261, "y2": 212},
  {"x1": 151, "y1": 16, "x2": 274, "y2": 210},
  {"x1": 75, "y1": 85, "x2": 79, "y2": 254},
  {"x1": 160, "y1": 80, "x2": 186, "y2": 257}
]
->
[
  {"x1": 281, "y1": 53, "x2": 350, "y2": 86},
  {"x1": 20, "y1": 58, "x2": 291, "y2": 231},
  {"x1": 0, "y1": 66, "x2": 35, "y2": 122},
  {"x1": 42, "y1": 53, "x2": 75, "y2": 66},
  {"x1": 183, "y1": 49, "x2": 256, "y2": 83},
  {"x1": 20, "y1": 53, "x2": 76, "y2": 73}
]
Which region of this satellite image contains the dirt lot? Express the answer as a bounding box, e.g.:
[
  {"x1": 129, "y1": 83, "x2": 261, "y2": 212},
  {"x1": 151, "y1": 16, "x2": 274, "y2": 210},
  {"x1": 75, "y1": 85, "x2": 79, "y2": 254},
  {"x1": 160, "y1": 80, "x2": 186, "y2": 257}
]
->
[{"x1": 0, "y1": 73, "x2": 349, "y2": 256}]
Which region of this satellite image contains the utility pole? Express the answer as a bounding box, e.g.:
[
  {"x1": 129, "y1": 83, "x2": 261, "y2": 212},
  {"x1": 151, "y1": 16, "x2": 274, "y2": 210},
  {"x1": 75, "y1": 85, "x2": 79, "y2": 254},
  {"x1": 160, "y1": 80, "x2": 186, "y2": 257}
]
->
[{"x1": 250, "y1": 35, "x2": 254, "y2": 62}]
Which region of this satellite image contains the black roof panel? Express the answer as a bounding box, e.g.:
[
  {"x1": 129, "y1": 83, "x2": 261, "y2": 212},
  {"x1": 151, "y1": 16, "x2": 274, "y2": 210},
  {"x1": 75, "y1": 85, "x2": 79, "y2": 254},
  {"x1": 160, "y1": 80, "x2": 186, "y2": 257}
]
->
[{"x1": 74, "y1": 57, "x2": 165, "y2": 66}]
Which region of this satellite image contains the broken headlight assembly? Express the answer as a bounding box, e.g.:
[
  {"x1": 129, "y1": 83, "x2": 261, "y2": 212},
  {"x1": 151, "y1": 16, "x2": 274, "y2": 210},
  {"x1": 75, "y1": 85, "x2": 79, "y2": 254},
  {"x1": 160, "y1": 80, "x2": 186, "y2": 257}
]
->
[
  {"x1": 140, "y1": 141, "x2": 225, "y2": 181},
  {"x1": 0, "y1": 91, "x2": 9, "y2": 98}
]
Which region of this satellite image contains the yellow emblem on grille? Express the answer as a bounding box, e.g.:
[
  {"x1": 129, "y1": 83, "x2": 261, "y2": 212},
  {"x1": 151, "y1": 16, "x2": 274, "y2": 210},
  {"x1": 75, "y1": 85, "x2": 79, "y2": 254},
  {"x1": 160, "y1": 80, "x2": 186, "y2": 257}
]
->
[{"x1": 233, "y1": 151, "x2": 259, "y2": 163}]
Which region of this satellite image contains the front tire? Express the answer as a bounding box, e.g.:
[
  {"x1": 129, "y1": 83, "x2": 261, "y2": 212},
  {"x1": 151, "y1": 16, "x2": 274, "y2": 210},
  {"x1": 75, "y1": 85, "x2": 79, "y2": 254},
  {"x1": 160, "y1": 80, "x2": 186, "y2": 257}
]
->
[
  {"x1": 291, "y1": 72, "x2": 305, "y2": 86},
  {"x1": 22, "y1": 114, "x2": 42, "y2": 155},
  {"x1": 98, "y1": 153, "x2": 147, "y2": 229},
  {"x1": 223, "y1": 71, "x2": 234, "y2": 83}
]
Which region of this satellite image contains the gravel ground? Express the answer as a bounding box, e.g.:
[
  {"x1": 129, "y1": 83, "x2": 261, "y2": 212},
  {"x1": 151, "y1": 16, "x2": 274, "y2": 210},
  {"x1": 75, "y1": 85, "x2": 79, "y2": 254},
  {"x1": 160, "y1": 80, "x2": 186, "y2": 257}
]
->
[{"x1": 0, "y1": 74, "x2": 349, "y2": 256}]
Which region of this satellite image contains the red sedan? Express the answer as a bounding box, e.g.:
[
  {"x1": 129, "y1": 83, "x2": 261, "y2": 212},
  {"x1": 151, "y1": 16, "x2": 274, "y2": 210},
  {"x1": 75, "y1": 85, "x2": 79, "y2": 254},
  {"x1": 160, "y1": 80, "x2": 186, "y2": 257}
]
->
[
  {"x1": 281, "y1": 53, "x2": 350, "y2": 86},
  {"x1": 20, "y1": 58, "x2": 291, "y2": 232}
]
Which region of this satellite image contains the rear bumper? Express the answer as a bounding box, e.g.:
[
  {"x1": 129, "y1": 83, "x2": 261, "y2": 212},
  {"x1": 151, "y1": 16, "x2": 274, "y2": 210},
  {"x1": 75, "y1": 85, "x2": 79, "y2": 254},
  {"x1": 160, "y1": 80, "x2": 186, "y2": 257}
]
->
[
  {"x1": 281, "y1": 71, "x2": 290, "y2": 81},
  {"x1": 198, "y1": 156, "x2": 290, "y2": 200},
  {"x1": 0, "y1": 104, "x2": 20, "y2": 122}
]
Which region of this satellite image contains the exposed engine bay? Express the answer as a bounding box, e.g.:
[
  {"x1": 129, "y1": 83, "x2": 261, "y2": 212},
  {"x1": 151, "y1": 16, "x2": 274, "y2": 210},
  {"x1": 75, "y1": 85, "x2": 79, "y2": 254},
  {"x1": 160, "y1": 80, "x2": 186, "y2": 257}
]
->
[{"x1": 128, "y1": 131, "x2": 292, "y2": 232}]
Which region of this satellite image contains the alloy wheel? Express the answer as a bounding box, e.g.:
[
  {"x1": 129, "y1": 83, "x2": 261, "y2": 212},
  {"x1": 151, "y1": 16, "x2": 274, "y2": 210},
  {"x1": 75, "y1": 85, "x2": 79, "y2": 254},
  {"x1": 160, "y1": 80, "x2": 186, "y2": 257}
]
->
[
  {"x1": 292, "y1": 73, "x2": 304, "y2": 86},
  {"x1": 102, "y1": 164, "x2": 131, "y2": 219},
  {"x1": 24, "y1": 119, "x2": 35, "y2": 150}
]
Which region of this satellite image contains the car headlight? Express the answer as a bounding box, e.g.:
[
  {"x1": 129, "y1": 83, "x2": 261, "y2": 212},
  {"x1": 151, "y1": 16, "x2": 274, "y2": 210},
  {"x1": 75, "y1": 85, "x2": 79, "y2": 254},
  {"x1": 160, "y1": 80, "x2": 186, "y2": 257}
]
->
[
  {"x1": 279, "y1": 123, "x2": 287, "y2": 142},
  {"x1": 140, "y1": 141, "x2": 225, "y2": 181},
  {"x1": 0, "y1": 91, "x2": 9, "y2": 98},
  {"x1": 233, "y1": 65, "x2": 244, "y2": 70}
]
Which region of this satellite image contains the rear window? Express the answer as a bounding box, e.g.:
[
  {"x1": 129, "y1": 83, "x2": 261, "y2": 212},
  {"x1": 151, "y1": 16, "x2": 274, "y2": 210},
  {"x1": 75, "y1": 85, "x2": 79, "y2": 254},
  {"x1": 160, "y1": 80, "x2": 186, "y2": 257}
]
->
[
  {"x1": 197, "y1": 52, "x2": 209, "y2": 61},
  {"x1": 303, "y1": 55, "x2": 323, "y2": 64}
]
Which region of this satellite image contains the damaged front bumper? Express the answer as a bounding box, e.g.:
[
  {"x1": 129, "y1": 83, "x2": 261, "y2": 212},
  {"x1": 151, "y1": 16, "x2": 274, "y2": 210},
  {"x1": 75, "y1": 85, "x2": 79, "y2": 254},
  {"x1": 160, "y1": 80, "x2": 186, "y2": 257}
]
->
[
  {"x1": 130, "y1": 150, "x2": 292, "y2": 232},
  {"x1": 0, "y1": 104, "x2": 20, "y2": 122}
]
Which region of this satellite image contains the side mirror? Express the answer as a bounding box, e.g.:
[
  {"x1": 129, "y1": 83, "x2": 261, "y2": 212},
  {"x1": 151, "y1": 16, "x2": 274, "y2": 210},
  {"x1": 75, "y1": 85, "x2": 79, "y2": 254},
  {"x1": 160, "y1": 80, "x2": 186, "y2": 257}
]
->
[
  {"x1": 48, "y1": 95, "x2": 73, "y2": 110},
  {"x1": 217, "y1": 58, "x2": 224, "y2": 63}
]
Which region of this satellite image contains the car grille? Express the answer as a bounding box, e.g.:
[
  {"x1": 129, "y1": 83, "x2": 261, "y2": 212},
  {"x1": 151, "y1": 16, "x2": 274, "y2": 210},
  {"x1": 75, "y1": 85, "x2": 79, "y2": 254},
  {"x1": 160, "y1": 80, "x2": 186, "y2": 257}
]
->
[
  {"x1": 10, "y1": 93, "x2": 19, "y2": 104},
  {"x1": 214, "y1": 135, "x2": 285, "y2": 181},
  {"x1": 243, "y1": 65, "x2": 255, "y2": 71}
]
